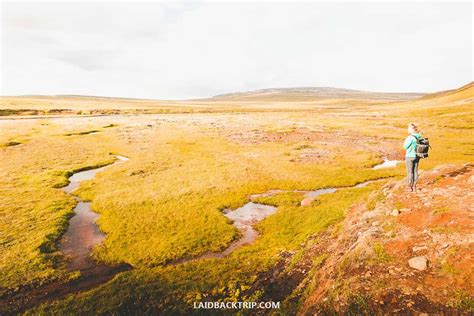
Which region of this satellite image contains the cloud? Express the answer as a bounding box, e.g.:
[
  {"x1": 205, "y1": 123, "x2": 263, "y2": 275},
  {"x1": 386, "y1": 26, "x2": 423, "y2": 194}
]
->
[
  {"x1": 1, "y1": 1, "x2": 472, "y2": 99},
  {"x1": 53, "y1": 49, "x2": 118, "y2": 71}
]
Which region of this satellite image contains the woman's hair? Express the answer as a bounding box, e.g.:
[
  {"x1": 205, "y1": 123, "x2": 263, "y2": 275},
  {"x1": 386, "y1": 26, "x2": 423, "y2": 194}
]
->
[{"x1": 408, "y1": 123, "x2": 420, "y2": 133}]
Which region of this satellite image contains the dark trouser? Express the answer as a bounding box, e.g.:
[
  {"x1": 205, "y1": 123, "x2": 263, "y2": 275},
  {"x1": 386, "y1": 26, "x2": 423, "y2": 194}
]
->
[{"x1": 406, "y1": 156, "x2": 420, "y2": 189}]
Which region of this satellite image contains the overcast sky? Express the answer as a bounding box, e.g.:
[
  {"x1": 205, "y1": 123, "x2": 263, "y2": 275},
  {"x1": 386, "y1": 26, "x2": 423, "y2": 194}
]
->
[{"x1": 1, "y1": 1, "x2": 472, "y2": 99}]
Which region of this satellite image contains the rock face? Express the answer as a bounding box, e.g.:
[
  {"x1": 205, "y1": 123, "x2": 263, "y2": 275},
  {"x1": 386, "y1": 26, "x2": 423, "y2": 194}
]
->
[{"x1": 408, "y1": 256, "x2": 428, "y2": 271}]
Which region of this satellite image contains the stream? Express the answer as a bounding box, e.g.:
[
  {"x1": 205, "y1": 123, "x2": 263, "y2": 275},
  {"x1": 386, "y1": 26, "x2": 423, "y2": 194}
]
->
[
  {"x1": 59, "y1": 155, "x2": 128, "y2": 271},
  {"x1": 172, "y1": 177, "x2": 386, "y2": 265}
]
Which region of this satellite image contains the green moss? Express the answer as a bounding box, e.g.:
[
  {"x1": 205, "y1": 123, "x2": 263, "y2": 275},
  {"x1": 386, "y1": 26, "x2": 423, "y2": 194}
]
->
[
  {"x1": 433, "y1": 206, "x2": 450, "y2": 214},
  {"x1": 372, "y1": 242, "x2": 391, "y2": 263},
  {"x1": 366, "y1": 190, "x2": 385, "y2": 211},
  {"x1": 430, "y1": 226, "x2": 459, "y2": 234},
  {"x1": 346, "y1": 294, "x2": 373, "y2": 316},
  {"x1": 440, "y1": 262, "x2": 459, "y2": 276},
  {"x1": 382, "y1": 221, "x2": 397, "y2": 236},
  {"x1": 447, "y1": 292, "x2": 474, "y2": 312}
]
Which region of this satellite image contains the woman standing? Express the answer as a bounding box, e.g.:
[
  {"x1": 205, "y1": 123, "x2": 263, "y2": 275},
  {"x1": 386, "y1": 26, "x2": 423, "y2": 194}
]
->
[{"x1": 404, "y1": 123, "x2": 422, "y2": 192}]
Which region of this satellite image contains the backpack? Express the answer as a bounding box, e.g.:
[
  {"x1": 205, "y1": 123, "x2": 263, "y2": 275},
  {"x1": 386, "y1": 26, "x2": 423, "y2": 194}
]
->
[{"x1": 412, "y1": 135, "x2": 431, "y2": 158}]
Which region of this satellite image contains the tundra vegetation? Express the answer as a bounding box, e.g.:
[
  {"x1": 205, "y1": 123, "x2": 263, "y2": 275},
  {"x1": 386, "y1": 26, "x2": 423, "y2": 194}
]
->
[{"x1": 0, "y1": 83, "x2": 472, "y2": 314}]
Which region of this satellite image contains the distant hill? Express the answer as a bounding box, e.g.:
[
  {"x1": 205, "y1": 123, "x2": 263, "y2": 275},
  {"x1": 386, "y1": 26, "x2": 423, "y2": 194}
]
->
[
  {"x1": 2, "y1": 83, "x2": 472, "y2": 116},
  {"x1": 208, "y1": 87, "x2": 425, "y2": 101},
  {"x1": 9, "y1": 95, "x2": 159, "y2": 101},
  {"x1": 419, "y1": 81, "x2": 473, "y2": 102}
]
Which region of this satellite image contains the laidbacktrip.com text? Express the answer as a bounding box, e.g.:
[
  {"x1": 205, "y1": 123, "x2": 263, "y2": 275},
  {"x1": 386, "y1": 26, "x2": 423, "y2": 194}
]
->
[{"x1": 194, "y1": 301, "x2": 281, "y2": 310}]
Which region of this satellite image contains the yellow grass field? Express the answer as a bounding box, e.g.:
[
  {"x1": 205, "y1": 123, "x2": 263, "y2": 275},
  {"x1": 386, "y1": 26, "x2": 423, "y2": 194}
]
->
[{"x1": 0, "y1": 83, "x2": 472, "y2": 314}]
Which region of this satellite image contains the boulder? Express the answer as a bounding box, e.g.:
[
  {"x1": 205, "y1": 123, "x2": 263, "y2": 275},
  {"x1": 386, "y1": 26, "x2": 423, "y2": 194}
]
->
[{"x1": 408, "y1": 256, "x2": 428, "y2": 271}]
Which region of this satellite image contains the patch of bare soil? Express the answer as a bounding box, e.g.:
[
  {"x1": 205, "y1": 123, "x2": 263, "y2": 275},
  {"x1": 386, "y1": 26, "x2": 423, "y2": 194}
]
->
[
  {"x1": 226, "y1": 127, "x2": 402, "y2": 162},
  {"x1": 248, "y1": 163, "x2": 473, "y2": 315}
]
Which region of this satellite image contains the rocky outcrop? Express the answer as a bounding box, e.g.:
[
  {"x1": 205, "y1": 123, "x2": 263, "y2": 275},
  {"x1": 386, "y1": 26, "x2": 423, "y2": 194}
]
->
[
  {"x1": 297, "y1": 163, "x2": 474, "y2": 315},
  {"x1": 252, "y1": 163, "x2": 473, "y2": 315}
]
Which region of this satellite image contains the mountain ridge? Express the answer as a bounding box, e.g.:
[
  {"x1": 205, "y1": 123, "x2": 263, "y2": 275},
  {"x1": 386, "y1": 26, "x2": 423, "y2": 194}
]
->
[{"x1": 209, "y1": 86, "x2": 426, "y2": 101}]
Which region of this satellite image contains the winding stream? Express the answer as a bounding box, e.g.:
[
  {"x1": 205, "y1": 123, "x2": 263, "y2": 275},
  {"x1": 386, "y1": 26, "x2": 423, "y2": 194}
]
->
[
  {"x1": 173, "y1": 177, "x2": 386, "y2": 265},
  {"x1": 60, "y1": 155, "x2": 128, "y2": 271}
]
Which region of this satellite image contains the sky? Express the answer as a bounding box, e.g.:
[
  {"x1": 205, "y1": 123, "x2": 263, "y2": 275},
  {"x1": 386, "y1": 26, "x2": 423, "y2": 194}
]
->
[{"x1": 1, "y1": 1, "x2": 472, "y2": 99}]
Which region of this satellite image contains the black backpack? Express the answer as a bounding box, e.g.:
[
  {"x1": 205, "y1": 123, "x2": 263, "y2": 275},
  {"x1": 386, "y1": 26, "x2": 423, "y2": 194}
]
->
[{"x1": 412, "y1": 135, "x2": 431, "y2": 158}]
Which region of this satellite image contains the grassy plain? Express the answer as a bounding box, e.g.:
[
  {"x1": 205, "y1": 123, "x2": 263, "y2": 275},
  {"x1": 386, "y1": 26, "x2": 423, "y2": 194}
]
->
[{"x1": 0, "y1": 83, "x2": 472, "y2": 313}]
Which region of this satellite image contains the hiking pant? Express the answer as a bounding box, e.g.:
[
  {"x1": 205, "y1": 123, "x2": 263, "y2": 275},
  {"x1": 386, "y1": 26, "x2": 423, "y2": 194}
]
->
[{"x1": 406, "y1": 156, "x2": 420, "y2": 188}]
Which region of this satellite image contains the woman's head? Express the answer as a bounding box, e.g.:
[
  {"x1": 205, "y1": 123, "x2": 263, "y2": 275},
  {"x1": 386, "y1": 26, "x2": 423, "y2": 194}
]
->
[{"x1": 408, "y1": 123, "x2": 419, "y2": 134}]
